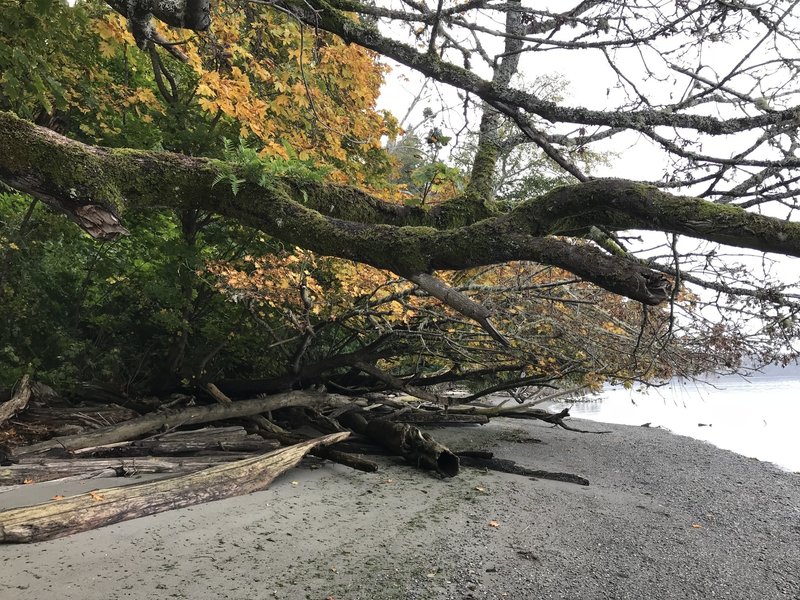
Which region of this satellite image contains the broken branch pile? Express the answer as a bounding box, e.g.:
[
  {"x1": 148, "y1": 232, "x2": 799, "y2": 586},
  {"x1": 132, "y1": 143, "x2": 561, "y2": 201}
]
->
[{"x1": 0, "y1": 378, "x2": 597, "y2": 542}]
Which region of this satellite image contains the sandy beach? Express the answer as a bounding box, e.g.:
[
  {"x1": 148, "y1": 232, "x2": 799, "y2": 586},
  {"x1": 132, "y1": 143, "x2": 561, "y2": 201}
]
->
[{"x1": 1, "y1": 418, "x2": 798, "y2": 600}]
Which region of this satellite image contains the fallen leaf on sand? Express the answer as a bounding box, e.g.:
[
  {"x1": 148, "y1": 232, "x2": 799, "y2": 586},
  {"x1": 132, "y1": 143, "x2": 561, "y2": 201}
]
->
[
  {"x1": 488, "y1": 520, "x2": 500, "y2": 528},
  {"x1": 691, "y1": 523, "x2": 703, "y2": 529},
  {"x1": 89, "y1": 490, "x2": 105, "y2": 501}
]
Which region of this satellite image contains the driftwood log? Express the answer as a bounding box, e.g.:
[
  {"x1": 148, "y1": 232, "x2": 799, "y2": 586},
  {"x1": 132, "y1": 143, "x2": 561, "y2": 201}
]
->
[
  {"x1": 457, "y1": 454, "x2": 590, "y2": 486},
  {"x1": 12, "y1": 391, "x2": 347, "y2": 458},
  {"x1": 0, "y1": 453, "x2": 280, "y2": 486},
  {"x1": 341, "y1": 413, "x2": 459, "y2": 477},
  {"x1": 0, "y1": 432, "x2": 348, "y2": 543}
]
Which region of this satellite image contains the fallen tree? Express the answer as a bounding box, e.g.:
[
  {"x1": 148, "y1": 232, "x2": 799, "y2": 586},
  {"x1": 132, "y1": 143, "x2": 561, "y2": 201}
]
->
[
  {"x1": 2, "y1": 1, "x2": 799, "y2": 537},
  {"x1": 3, "y1": 1, "x2": 799, "y2": 405}
]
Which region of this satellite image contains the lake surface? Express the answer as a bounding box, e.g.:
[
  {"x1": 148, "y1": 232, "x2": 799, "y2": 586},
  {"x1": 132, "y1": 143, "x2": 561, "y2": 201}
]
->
[{"x1": 550, "y1": 375, "x2": 800, "y2": 472}]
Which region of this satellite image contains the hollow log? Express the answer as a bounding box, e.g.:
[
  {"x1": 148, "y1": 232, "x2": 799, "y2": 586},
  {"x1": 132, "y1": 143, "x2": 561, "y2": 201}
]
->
[
  {"x1": 12, "y1": 391, "x2": 346, "y2": 457},
  {"x1": 0, "y1": 432, "x2": 348, "y2": 543}
]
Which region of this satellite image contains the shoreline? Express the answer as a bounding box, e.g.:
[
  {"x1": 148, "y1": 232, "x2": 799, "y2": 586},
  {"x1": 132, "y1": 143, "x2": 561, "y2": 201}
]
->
[
  {"x1": 553, "y1": 375, "x2": 800, "y2": 473},
  {"x1": 2, "y1": 417, "x2": 798, "y2": 599}
]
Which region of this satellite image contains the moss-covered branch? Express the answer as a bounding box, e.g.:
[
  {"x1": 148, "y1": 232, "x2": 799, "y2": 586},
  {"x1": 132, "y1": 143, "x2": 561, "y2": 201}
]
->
[{"x1": 3, "y1": 111, "x2": 800, "y2": 307}]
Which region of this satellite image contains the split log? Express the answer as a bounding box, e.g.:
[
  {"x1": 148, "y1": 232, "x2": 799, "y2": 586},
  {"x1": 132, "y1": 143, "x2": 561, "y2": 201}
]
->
[
  {"x1": 340, "y1": 412, "x2": 459, "y2": 477},
  {"x1": 12, "y1": 391, "x2": 347, "y2": 458},
  {"x1": 0, "y1": 375, "x2": 32, "y2": 427},
  {"x1": 0, "y1": 432, "x2": 349, "y2": 543}
]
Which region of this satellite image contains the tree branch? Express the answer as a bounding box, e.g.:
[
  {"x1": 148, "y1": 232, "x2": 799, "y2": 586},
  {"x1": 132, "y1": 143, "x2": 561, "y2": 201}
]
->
[{"x1": 4, "y1": 111, "x2": 800, "y2": 311}]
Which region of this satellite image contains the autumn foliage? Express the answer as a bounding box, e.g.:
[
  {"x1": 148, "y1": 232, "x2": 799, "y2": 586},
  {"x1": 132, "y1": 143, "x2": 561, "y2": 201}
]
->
[{"x1": 0, "y1": 0, "x2": 745, "y2": 397}]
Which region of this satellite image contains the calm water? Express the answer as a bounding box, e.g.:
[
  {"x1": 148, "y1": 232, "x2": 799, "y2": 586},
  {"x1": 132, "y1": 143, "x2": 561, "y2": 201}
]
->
[{"x1": 550, "y1": 375, "x2": 800, "y2": 472}]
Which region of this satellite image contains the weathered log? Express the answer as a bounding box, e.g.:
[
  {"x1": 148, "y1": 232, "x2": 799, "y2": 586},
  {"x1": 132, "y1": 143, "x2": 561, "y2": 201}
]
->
[
  {"x1": 340, "y1": 413, "x2": 459, "y2": 477},
  {"x1": 12, "y1": 391, "x2": 347, "y2": 457},
  {"x1": 0, "y1": 469, "x2": 115, "y2": 494},
  {"x1": 0, "y1": 375, "x2": 32, "y2": 427},
  {"x1": 0, "y1": 432, "x2": 349, "y2": 543},
  {"x1": 1, "y1": 454, "x2": 260, "y2": 485}
]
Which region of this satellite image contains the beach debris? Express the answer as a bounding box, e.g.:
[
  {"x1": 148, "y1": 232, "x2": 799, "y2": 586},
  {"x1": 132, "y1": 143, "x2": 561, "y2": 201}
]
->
[{"x1": 0, "y1": 386, "x2": 593, "y2": 534}]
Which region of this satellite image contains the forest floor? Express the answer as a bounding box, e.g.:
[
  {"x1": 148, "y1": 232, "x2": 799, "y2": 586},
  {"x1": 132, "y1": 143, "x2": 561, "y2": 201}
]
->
[{"x1": 1, "y1": 417, "x2": 798, "y2": 600}]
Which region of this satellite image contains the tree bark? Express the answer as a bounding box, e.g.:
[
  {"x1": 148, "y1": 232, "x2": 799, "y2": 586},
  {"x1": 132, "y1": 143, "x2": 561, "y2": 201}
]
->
[{"x1": 0, "y1": 432, "x2": 348, "y2": 543}]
